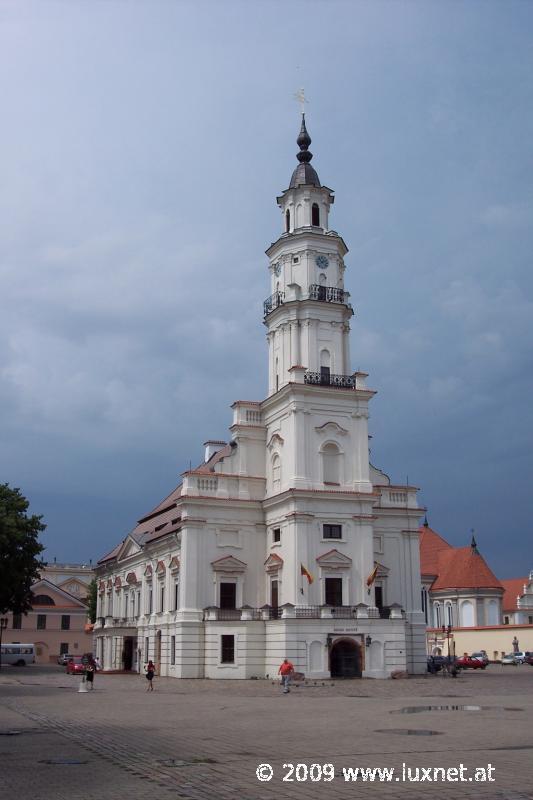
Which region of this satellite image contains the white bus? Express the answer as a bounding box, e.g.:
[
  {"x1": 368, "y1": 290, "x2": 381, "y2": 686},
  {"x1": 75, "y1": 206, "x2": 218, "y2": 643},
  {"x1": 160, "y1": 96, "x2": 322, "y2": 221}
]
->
[{"x1": 0, "y1": 644, "x2": 36, "y2": 666}]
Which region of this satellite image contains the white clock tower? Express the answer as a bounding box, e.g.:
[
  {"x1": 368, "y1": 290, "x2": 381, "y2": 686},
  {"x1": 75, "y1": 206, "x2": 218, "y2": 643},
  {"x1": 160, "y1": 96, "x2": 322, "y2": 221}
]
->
[{"x1": 265, "y1": 115, "x2": 353, "y2": 394}]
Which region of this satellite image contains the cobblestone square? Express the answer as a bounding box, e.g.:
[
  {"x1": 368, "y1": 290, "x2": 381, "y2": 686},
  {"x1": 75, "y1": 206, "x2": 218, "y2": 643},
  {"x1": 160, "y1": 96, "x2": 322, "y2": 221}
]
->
[{"x1": 1, "y1": 665, "x2": 532, "y2": 800}]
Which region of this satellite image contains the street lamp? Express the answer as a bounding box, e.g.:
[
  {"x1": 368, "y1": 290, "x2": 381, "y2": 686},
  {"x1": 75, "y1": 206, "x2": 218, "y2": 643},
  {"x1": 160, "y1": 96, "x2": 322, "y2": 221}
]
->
[{"x1": 0, "y1": 617, "x2": 8, "y2": 671}]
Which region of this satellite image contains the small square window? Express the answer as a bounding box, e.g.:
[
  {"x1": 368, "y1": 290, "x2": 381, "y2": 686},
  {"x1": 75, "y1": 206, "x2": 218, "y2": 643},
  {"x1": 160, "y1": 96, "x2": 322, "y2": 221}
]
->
[
  {"x1": 221, "y1": 635, "x2": 235, "y2": 664},
  {"x1": 323, "y1": 524, "x2": 342, "y2": 539},
  {"x1": 273, "y1": 528, "x2": 281, "y2": 543},
  {"x1": 292, "y1": 256, "x2": 299, "y2": 264}
]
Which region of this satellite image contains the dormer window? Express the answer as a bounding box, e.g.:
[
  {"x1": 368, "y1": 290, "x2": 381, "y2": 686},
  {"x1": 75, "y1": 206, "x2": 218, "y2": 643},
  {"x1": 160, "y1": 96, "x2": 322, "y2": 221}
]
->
[
  {"x1": 312, "y1": 203, "x2": 320, "y2": 226},
  {"x1": 285, "y1": 209, "x2": 290, "y2": 232}
]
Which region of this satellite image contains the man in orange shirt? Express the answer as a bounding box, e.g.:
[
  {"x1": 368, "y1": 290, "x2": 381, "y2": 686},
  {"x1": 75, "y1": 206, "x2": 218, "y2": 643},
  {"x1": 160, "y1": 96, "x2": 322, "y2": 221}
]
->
[{"x1": 278, "y1": 658, "x2": 294, "y2": 693}]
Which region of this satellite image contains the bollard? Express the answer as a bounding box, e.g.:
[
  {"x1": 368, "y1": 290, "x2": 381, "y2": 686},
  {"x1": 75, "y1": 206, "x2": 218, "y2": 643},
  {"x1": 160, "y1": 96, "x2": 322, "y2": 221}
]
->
[{"x1": 78, "y1": 674, "x2": 89, "y2": 693}]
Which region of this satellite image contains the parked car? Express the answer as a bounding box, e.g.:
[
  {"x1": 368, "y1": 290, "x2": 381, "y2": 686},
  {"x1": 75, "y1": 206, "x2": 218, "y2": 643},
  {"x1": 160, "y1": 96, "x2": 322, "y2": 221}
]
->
[
  {"x1": 57, "y1": 653, "x2": 74, "y2": 666},
  {"x1": 501, "y1": 653, "x2": 518, "y2": 665},
  {"x1": 525, "y1": 654, "x2": 533, "y2": 666},
  {"x1": 66, "y1": 656, "x2": 87, "y2": 674},
  {"x1": 471, "y1": 651, "x2": 489, "y2": 666},
  {"x1": 456, "y1": 655, "x2": 486, "y2": 670},
  {"x1": 512, "y1": 651, "x2": 530, "y2": 664}
]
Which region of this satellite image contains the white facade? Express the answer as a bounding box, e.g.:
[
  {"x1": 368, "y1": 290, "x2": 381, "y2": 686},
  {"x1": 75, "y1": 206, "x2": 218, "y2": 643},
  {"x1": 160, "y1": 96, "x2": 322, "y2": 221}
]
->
[{"x1": 95, "y1": 116, "x2": 427, "y2": 679}]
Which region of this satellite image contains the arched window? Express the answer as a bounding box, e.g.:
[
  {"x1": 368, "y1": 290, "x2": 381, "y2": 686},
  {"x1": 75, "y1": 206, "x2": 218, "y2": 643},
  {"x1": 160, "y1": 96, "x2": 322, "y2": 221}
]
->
[
  {"x1": 285, "y1": 209, "x2": 290, "y2": 232},
  {"x1": 275, "y1": 357, "x2": 279, "y2": 392},
  {"x1": 295, "y1": 203, "x2": 302, "y2": 228},
  {"x1": 312, "y1": 203, "x2": 320, "y2": 226},
  {"x1": 272, "y1": 454, "x2": 281, "y2": 492},
  {"x1": 445, "y1": 601, "x2": 453, "y2": 626},
  {"x1": 32, "y1": 594, "x2": 55, "y2": 606},
  {"x1": 433, "y1": 602, "x2": 441, "y2": 628},
  {"x1": 320, "y1": 349, "x2": 331, "y2": 383},
  {"x1": 461, "y1": 600, "x2": 474, "y2": 627},
  {"x1": 487, "y1": 599, "x2": 499, "y2": 625},
  {"x1": 322, "y1": 442, "x2": 340, "y2": 484}
]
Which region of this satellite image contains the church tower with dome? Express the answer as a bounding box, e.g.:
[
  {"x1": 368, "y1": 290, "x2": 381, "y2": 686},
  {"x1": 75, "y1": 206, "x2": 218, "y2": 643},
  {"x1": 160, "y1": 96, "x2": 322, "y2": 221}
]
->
[{"x1": 94, "y1": 117, "x2": 427, "y2": 680}]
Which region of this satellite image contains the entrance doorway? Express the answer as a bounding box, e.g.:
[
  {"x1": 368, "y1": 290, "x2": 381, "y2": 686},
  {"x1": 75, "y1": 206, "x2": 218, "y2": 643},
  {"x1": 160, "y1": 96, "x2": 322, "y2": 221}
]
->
[
  {"x1": 122, "y1": 637, "x2": 135, "y2": 671},
  {"x1": 330, "y1": 638, "x2": 362, "y2": 678}
]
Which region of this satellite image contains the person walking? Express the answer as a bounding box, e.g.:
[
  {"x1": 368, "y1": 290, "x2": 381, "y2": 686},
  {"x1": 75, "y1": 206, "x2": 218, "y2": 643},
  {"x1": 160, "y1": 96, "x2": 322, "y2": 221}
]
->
[
  {"x1": 278, "y1": 658, "x2": 294, "y2": 694},
  {"x1": 85, "y1": 656, "x2": 96, "y2": 690},
  {"x1": 145, "y1": 660, "x2": 156, "y2": 691}
]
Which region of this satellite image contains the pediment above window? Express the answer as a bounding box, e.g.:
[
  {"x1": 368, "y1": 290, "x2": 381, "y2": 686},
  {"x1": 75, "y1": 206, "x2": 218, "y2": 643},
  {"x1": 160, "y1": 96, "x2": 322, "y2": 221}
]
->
[
  {"x1": 267, "y1": 432, "x2": 285, "y2": 450},
  {"x1": 126, "y1": 572, "x2": 139, "y2": 585},
  {"x1": 264, "y1": 553, "x2": 284, "y2": 573},
  {"x1": 316, "y1": 549, "x2": 353, "y2": 570},
  {"x1": 114, "y1": 576, "x2": 122, "y2": 589},
  {"x1": 315, "y1": 421, "x2": 349, "y2": 436},
  {"x1": 211, "y1": 555, "x2": 247, "y2": 573},
  {"x1": 375, "y1": 561, "x2": 389, "y2": 578},
  {"x1": 169, "y1": 556, "x2": 180, "y2": 573},
  {"x1": 156, "y1": 560, "x2": 166, "y2": 577},
  {"x1": 144, "y1": 564, "x2": 153, "y2": 579}
]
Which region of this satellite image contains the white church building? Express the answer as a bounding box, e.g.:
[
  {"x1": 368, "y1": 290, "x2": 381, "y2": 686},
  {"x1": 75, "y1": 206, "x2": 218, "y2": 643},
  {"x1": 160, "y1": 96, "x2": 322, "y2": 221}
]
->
[{"x1": 95, "y1": 117, "x2": 427, "y2": 679}]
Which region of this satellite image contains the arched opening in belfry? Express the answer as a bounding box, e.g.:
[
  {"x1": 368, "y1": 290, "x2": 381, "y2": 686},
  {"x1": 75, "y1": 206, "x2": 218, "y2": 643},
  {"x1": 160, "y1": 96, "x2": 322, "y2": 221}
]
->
[
  {"x1": 312, "y1": 202, "x2": 320, "y2": 226},
  {"x1": 322, "y1": 442, "x2": 340, "y2": 484},
  {"x1": 320, "y1": 348, "x2": 331, "y2": 383},
  {"x1": 285, "y1": 209, "x2": 290, "y2": 232}
]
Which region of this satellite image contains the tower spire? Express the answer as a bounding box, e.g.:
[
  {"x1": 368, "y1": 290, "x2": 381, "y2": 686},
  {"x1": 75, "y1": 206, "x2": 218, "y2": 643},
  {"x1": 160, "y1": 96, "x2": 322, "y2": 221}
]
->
[
  {"x1": 296, "y1": 114, "x2": 313, "y2": 163},
  {"x1": 289, "y1": 115, "x2": 321, "y2": 189}
]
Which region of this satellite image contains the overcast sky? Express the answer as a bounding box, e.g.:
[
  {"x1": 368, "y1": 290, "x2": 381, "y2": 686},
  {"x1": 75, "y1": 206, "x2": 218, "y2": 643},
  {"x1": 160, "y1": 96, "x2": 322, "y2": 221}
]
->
[{"x1": 1, "y1": 0, "x2": 532, "y2": 578}]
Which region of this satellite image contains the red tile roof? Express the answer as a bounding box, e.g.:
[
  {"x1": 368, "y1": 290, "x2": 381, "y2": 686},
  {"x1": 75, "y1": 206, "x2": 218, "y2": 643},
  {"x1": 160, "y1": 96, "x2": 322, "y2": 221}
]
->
[
  {"x1": 431, "y1": 546, "x2": 503, "y2": 591},
  {"x1": 419, "y1": 524, "x2": 453, "y2": 576},
  {"x1": 500, "y1": 577, "x2": 528, "y2": 612}
]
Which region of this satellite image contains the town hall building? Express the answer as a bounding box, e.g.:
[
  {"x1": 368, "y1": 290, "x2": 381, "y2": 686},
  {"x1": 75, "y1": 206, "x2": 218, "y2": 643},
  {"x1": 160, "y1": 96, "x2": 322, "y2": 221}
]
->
[{"x1": 95, "y1": 117, "x2": 427, "y2": 679}]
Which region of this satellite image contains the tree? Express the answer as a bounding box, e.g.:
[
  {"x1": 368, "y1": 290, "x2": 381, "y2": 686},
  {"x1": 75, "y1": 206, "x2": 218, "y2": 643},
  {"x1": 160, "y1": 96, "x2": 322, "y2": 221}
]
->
[
  {"x1": 0, "y1": 483, "x2": 45, "y2": 614},
  {"x1": 87, "y1": 578, "x2": 97, "y2": 624}
]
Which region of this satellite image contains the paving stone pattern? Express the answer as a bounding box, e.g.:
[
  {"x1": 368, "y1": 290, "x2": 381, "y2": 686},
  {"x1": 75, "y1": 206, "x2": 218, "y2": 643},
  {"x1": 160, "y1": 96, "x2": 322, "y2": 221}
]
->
[{"x1": 1, "y1": 666, "x2": 533, "y2": 800}]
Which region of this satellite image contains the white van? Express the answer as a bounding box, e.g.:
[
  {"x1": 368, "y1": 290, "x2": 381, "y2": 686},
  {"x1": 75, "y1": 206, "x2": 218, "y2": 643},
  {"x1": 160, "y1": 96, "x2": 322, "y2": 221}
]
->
[{"x1": 0, "y1": 643, "x2": 36, "y2": 666}]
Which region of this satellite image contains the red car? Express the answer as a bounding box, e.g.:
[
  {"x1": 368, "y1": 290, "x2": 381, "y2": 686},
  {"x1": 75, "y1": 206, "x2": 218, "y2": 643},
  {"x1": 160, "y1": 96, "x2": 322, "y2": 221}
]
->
[
  {"x1": 456, "y1": 655, "x2": 486, "y2": 670},
  {"x1": 66, "y1": 657, "x2": 87, "y2": 675}
]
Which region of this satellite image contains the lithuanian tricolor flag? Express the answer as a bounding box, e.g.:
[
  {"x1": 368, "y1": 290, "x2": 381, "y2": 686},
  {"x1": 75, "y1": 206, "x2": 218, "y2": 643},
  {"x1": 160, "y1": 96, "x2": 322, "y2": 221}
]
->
[
  {"x1": 366, "y1": 563, "x2": 379, "y2": 586},
  {"x1": 301, "y1": 564, "x2": 314, "y2": 584}
]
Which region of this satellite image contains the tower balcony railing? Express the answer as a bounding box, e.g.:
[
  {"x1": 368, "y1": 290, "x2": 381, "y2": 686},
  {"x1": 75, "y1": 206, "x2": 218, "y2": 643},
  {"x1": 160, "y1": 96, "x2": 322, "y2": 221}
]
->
[
  {"x1": 263, "y1": 290, "x2": 285, "y2": 318},
  {"x1": 308, "y1": 284, "x2": 346, "y2": 303},
  {"x1": 304, "y1": 371, "x2": 356, "y2": 389}
]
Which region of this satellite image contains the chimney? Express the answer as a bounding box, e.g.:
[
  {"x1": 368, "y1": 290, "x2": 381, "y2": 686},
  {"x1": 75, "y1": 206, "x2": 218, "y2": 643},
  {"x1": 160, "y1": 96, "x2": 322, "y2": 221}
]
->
[{"x1": 203, "y1": 440, "x2": 226, "y2": 463}]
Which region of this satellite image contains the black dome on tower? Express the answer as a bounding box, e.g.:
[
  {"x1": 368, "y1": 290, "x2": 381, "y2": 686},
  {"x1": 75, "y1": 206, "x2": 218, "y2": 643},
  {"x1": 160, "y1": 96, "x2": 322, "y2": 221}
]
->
[{"x1": 289, "y1": 114, "x2": 321, "y2": 189}]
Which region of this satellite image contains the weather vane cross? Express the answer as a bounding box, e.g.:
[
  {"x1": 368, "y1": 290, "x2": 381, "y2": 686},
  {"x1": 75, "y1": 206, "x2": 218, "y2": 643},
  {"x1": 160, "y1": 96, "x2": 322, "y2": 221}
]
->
[{"x1": 294, "y1": 87, "x2": 309, "y2": 115}]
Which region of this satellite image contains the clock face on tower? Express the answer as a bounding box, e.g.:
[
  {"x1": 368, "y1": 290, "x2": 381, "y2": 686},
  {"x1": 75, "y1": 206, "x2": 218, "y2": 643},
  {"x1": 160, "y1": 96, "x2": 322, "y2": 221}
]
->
[
  {"x1": 273, "y1": 262, "x2": 281, "y2": 276},
  {"x1": 315, "y1": 255, "x2": 329, "y2": 269}
]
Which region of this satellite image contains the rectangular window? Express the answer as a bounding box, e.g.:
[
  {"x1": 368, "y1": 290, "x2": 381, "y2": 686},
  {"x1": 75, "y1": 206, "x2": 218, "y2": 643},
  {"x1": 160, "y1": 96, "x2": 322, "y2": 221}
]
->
[
  {"x1": 170, "y1": 635, "x2": 176, "y2": 665},
  {"x1": 60, "y1": 642, "x2": 69, "y2": 655},
  {"x1": 325, "y1": 577, "x2": 343, "y2": 607},
  {"x1": 375, "y1": 585, "x2": 383, "y2": 609},
  {"x1": 221, "y1": 635, "x2": 235, "y2": 664},
  {"x1": 148, "y1": 588, "x2": 153, "y2": 614},
  {"x1": 37, "y1": 614, "x2": 46, "y2": 630},
  {"x1": 61, "y1": 615, "x2": 70, "y2": 631},
  {"x1": 220, "y1": 582, "x2": 237, "y2": 609},
  {"x1": 504, "y1": 616, "x2": 509, "y2": 625},
  {"x1": 174, "y1": 581, "x2": 179, "y2": 611},
  {"x1": 144, "y1": 637, "x2": 149, "y2": 662},
  {"x1": 12, "y1": 614, "x2": 22, "y2": 630},
  {"x1": 271, "y1": 579, "x2": 279, "y2": 609},
  {"x1": 273, "y1": 528, "x2": 281, "y2": 543},
  {"x1": 160, "y1": 584, "x2": 165, "y2": 612},
  {"x1": 323, "y1": 524, "x2": 342, "y2": 539}
]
